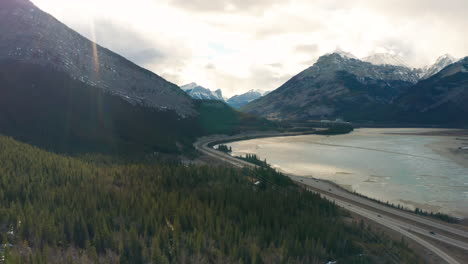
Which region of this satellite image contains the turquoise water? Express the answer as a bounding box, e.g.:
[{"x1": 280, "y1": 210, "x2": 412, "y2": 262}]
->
[{"x1": 227, "y1": 128, "x2": 468, "y2": 218}]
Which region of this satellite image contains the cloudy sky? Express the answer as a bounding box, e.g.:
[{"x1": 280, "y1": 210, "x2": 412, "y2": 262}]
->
[{"x1": 32, "y1": 0, "x2": 468, "y2": 97}]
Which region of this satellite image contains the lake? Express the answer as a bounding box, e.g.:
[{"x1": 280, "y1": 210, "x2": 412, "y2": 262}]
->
[{"x1": 227, "y1": 128, "x2": 468, "y2": 218}]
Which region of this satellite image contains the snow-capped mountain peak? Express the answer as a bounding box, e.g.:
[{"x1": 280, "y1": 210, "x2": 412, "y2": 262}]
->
[
  {"x1": 330, "y1": 48, "x2": 358, "y2": 60},
  {"x1": 437, "y1": 54, "x2": 457, "y2": 63},
  {"x1": 180, "y1": 82, "x2": 199, "y2": 91},
  {"x1": 244, "y1": 89, "x2": 263, "y2": 95},
  {"x1": 420, "y1": 54, "x2": 458, "y2": 79},
  {"x1": 362, "y1": 53, "x2": 409, "y2": 68},
  {"x1": 214, "y1": 89, "x2": 223, "y2": 99},
  {"x1": 180, "y1": 83, "x2": 225, "y2": 101},
  {"x1": 226, "y1": 89, "x2": 270, "y2": 109}
]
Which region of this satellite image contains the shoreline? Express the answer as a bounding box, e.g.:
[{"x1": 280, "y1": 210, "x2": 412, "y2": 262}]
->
[
  {"x1": 194, "y1": 131, "x2": 468, "y2": 263},
  {"x1": 204, "y1": 130, "x2": 319, "y2": 148},
  {"x1": 286, "y1": 171, "x2": 465, "y2": 222},
  {"x1": 218, "y1": 129, "x2": 467, "y2": 221}
]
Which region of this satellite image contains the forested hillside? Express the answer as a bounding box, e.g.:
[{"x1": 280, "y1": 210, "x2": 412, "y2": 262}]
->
[
  {"x1": 0, "y1": 0, "x2": 279, "y2": 156},
  {"x1": 0, "y1": 135, "x2": 421, "y2": 263},
  {"x1": 195, "y1": 100, "x2": 275, "y2": 135},
  {"x1": 0, "y1": 61, "x2": 274, "y2": 156}
]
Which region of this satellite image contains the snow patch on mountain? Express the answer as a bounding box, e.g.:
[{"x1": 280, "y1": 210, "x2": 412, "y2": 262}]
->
[
  {"x1": 327, "y1": 48, "x2": 358, "y2": 60},
  {"x1": 227, "y1": 89, "x2": 270, "y2": 109},
  {"x1": 420, "y1": 54, "x2": 458, "y2": 79},
  {"x1": 362, "y1": 53, "x2": 409, "y2": 68},
  {"x1": 180, "y1": 82, "x2": 199, "y2": 91},
  {"x1": 180, "y1": 83, "x2": 225, "y2": 101},
  {"x1": 0, "y1": 0, "x2": 195, "y2": 117}
]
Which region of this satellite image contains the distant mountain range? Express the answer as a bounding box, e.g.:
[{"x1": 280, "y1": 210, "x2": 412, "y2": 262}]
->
[
  {"x1": 242, "y1": 51, "x2": 467, "y2": 126},
  {"x1": 181, "y1": 83, "x2": 225, "y2": 101},
  {"x1": 420, "y1": 54, "x2": 458, "y2": 80},
  {"x1": 226, "y1": 90, "x2": 270, "y2": 109},
  {"x1": 181, "y1": 83, "x2": 269, "y2": 108},
  {"x1": 1, "y1": 0, "x2": 466, "y2": 156}
]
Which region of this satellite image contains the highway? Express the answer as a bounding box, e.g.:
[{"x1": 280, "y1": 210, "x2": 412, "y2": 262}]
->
[{"x1": 194, "y1": 134, "x2": 468, "y2": 264}]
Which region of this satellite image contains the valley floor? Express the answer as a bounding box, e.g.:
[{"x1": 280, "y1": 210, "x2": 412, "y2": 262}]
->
[
  {"x1": 0, "y1": 134, "x2": 422, "y2": 264},
  {"x1": 194, "y1": 131, "x2": 468, "y2": 264}
]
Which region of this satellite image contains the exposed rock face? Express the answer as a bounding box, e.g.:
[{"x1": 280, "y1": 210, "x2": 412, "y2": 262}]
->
[
  {"x1": 181, "y1": 83, "x2": 225, "y2": 101},
  {"x1": 394, "y1": 57, "x2": 468, "y2": 125},
  {"x1": 243, "y1": 52, "x2": 467, "y2": 125},
  {"x1": 420, "y1": 54, "x2": 458, "y2": 80},
  {"x1": 242, "y1": 53, "x2": 419, "y2": 121},
  {"x1": 0, "y1": 0, "x2": 195, "y2": 117},
  {"x1": 180, "y1": 82, "x2": 199, "y2": 91}
]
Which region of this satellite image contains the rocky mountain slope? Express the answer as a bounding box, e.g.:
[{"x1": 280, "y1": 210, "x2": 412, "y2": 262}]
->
[
  {"x1": 394, "y1": 57, "x2": 468, "y2": 125},
  {"x1": 180, "y1": 83, "x2": 269, "y2": 109},
  {"x1": 227, "y1": 89, "x2": 270, "y2": 109},
  {"x1": 420, "y1": 54, "x2": 458, "y2": 79},
  {"x1": 242, "y1": 52, "x2": 466, "y2": 125},
  {"x1": 362, "y1": 53, "x2": 409, "y2": 68},
  {"x1": 0, "y1": 60, "x2": 200, "y2": 154},
  {"x1": 181, "y1": 83, "x2": 225, "y2": 101},
  {"x1": 0, "y1": 0, "x2": 274, "y2": 154},
  {"x1": 0, "y1": 0, "x2": 195, "y2": 117},
  {"x1": 242, "y1": 52, "x2": 420, "y2": 121}
]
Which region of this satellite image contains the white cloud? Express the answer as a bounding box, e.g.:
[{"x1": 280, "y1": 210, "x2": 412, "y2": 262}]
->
[{"x1": 31, "y1": 0, "x2": 468, "y2": 97}]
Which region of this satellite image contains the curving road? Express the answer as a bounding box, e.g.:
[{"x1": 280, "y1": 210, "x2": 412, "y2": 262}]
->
[
  {"x1": 331, "y1": 198, "x2": 462, "y2": 264},
  {"x1": 195, "y1": 134, "x2": 468, "y2": 264}
]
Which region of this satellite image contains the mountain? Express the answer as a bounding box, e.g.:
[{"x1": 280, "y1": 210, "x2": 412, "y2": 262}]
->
[
  {"x1": 0, "y1": 60, "x2": 202, "y2": 154},
  {"x1": 243, "y1": 51, "x2": 467, "y2": 126},
  {"x1": 0, "y1": 0, "x2": 195, "y2": 117},
  {"x1": 242, "y1": 52, "x2": 420, "y2": 121},
  {"x1": 420, "y1": 54, "x2": 458, "y2": 79},
  {"x1": 393, "y1": 57, "x2": 468, "y2": 125},
  {"x1": 362, "y1": 53, "x2": 409, "y2": 68},
  {"x1": 331, "y1": 48, "x2": 359, "y2": 59},
  {"x1": 180, "y1": 82, "x2": 270, "y2": 108},
  {"x1": 180, "y1": 82, "x2": 199, "y2": 91},
  {"x1": 180, "y1": 82, "x2": 270, "y2": 109},
  {"x1": 181, "y1": 83, "x2": 225, "y2": 101},
  {"x1": 227, "y1": 89, "x2": 270, "y2": 109},
  {"x1": 362, "y1": 53, "x2": 458, "y2": 79},
  {"x1": 0, "y1": 0, "x2": 273, "y2": 154}
]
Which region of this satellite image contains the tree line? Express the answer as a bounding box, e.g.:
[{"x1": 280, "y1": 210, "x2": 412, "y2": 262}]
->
[
  {"x1": 0, "y1": 135, "x2": 422, "y2": 263},
  {"x1": 215, "y1": 144, "x2": 232, "y2": 153}
]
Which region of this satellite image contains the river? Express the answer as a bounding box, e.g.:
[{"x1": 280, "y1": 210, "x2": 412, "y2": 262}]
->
[{"x1": 226, "y1": 128, "x2": 468, "y2": 218}]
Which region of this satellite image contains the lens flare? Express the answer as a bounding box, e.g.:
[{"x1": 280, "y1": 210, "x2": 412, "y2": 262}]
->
[
  {"x1": 88, "y1": 21, "x2": 106, "y2": 131},
  {"x1": 89, "y1": 21, "x2": 100, "y2": 74}
]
